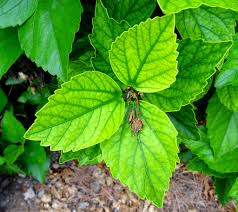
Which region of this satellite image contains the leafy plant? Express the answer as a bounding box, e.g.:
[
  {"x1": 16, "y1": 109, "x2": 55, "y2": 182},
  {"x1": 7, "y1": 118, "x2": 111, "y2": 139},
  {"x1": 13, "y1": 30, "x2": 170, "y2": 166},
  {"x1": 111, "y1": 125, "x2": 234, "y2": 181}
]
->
[
  {"x1": 0, "y1": 0, "x2": 238, "y2": 208},
  {"x1": 0, "y1": 89, "x2": 49, "y2": 182}
]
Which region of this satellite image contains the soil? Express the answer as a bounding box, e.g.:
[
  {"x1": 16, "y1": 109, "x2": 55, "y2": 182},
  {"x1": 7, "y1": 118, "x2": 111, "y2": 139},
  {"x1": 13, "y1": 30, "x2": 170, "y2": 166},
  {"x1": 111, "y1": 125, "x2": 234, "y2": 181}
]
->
[{"x1": 0, "y1": 159, "x2": 236, "y2": 212}]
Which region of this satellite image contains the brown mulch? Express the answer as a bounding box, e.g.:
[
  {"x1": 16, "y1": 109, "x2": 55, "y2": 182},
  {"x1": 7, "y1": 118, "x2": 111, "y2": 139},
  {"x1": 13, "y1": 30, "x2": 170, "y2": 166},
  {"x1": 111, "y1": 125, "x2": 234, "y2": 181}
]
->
[{"x1": 0, "y1": 162, "x2": 236, "y2": 212}]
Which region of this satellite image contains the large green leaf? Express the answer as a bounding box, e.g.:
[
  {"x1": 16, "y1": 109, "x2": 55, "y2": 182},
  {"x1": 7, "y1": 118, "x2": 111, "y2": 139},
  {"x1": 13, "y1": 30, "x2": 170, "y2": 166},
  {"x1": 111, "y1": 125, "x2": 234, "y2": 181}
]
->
[
  {"x1": 176, "y1": 6, "x2": 236, "y2": 41},
  {"x1": 0, "y1": 0, "x2": 37, "y2": 28},
  {"x1": 102, "y1": 0, "x2": 156, "y2": 26},
  {"x1": 0, "y1": 89, "x2": 7, "y2": 113},
  {"x1": 157, "y1": 0, "x2": 238, "y2": 14},
  {"x1": 90, "y1": 0, "x2": 129, "y2": 78},
  {"x1": 1, "y1": 110, "x2": 26, "y2": 143},
  {"x1": 18, "y1": 0, "x2": 83, "y2": 80},
  {"x1": 144, "y1": 39, "x2": 232, "y2": 112},
  {"x1": 0, "y1": 28, "x2": 22, "y2": 79},
  {"x1": 217, "y1": 85, "x2": 238, "y2": 111},
  {"x1": 24, "y1": 71, "x2": 125, "y2": 152},
  {"x1": 207, "y1": 94, "x2": 238, "y2": 157},
  {"x1": 59, "y1": 144, "x2": 102, "y2": 165},
  {"x1": 101, "y1": 101, "x2": 178, "y2": 207},
  {"x1": 109, "y1": 15, "x2": 178, "y2": 93},
  {"x1": 215, "y1": 34, "x2": 238, "y2": 88},
  {"x1": 168, "y1": 105, "x2": 199, "y2": 142}
]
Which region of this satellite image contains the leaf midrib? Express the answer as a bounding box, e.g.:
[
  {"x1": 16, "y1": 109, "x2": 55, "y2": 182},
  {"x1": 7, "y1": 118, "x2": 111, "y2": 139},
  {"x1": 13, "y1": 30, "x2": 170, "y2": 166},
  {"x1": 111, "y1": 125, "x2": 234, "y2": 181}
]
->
[{"x1": 131, "y1": 18, "x2": 172, "y2": 83}]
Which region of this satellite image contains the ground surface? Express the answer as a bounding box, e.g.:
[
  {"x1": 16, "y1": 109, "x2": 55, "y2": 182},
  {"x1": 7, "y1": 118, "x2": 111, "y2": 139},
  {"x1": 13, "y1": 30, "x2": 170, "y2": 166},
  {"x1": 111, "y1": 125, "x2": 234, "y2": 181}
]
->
[{"x1": 0, "y1": 159, "x2": 236, "y2": 212}]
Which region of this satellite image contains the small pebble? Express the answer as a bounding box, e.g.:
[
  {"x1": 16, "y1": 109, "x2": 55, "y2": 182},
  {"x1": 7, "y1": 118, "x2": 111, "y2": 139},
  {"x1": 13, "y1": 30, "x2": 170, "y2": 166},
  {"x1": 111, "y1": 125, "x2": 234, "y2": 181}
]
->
[
  {"x1": 38, "y1": 190, "x2": 45, "y2": 198},
  {"x1": 52, "y1": 163, "x2": 59, "y2": 169},
  {"x1": 23, "y1": 187, "x2": 35, "y2": 200},
  {"x1": 106, "y1": 177, "x2": 113, "y2": 186},
  {"x1": 41, "y1": 194, "x2": 52, "y2": 203},
  {"x1": 92, "y1": 168, "x2": 103, "y2": 178},
  {"x1": 90, "y1": 181, "x2": 101, "y2": 193},
  {"x1": 79, "y1": 201, "x2": 89, "y2": 209},
  {"x1": 52, "y1": 200, "x2": 61, "y2": 209}
]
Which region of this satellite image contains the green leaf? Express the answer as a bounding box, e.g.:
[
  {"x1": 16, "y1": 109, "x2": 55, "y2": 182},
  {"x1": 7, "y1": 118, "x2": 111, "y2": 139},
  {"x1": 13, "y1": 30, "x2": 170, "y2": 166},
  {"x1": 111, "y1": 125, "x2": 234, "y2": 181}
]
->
[
  {"x1": 183, "y1": 126, "x2": 238, "y2": 173},
  {"x1": 168, "y1": 105, "x2": 199, "y2": 141},
  {"x1": 144, "y1": 39, "x2": 232, "y2": 112},
  {"x1": 3, "y1": 144, "x2": 24, "y2": 164},
  {"x1": 187, "y1": 157, "x2": 225, "y2": 178},
  {"x1": 24, "y1": 71, "x2": 125, "y2": 152},
  {"x1": 102, "y1": 0, "x2": 156, "y2": 26},
  {"x1": 18, "y1": 0, "x2": 83, "y2": 80},
  {"x1": 18, "y1": 87, "x2": 50, "y2": 105},
  {"x1": 217, "y1": 85, "x2": 238, "y2": 111},
  {"x1": 216, "y1": 69, "x2": 238, "y2": 88},
  {"x1": 0, "y1": 28, "x2": 22, "y2": 79},
  {"x1": 157, "y1": 0, "x2": 238, "y2": 14},
  {"x1": 68, "y1": 51, "x2": 94, "y2": 79},
  {"x1": 193, "y1": 76, "x2": 213, "y2": 102},
  {"x1": 1, "y1": 110, "x2": 26, "y2": 143},
  {"x1": 215, "y1": 35, "x2": 238, "y2": 112},
  {"x1": 90, "y1": 0, "x2": 129, "y2": 78},
  {"x1": 182, "y1": 126, "x2": 214, "y2": 162},
  {"x1": 229, "y1": 178, "x2": 238, "y2": 202},
  {"x1": 59, "y1": 144, "x2": 102, "y2": 165},
  {"x1": 21, "y1": 141, "x2": 49, "y2": 182},
  {"x1": 207, "y1": 94, "x2": 238, "y2": 157},
  {"x1": 0, "y1": 157, "x2": 5, "y2": 166},
  {"x1": 0, "y1": 0, "x2": 37, "y2": 28},
  {"x1": 26, "y1": 157, "x2": 50, "y2": 183},
  {"x1": 176, "y1": 6, "x2": 236, "y2": 41},
  {"x1": 215, "y1": 34, "x2": 238, "y2": 88},
  {"x1": 214, "y1": 177, "x2": 237, "y2": 205},
  {"x1": 22, "y1": 141, "x2": 47, "y2": 164},
  {"x1": 1, "y1": 163, "x2": 24, "y2": 174},
  {"x1": 0, "y1": 89, "x2": 7, "y2": 113},
  {"x1": 101, "y1": 101, "x2": 178, "y2": 207},
  {"x1": 110, "y1": 15, "x2": 178, "y2": 93}
]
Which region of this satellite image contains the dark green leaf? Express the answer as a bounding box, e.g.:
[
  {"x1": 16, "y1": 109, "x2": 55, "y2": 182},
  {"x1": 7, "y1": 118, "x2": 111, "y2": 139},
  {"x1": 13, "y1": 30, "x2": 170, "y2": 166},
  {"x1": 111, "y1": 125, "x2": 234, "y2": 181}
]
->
[
  {"x1": 90, "y1": 0, "x2": 129, "y2": 79},
  {"x1": 18, "y1": 0, "x2": 83, "y2": 80},
  {"x1": 207, "y1": 94, "x2": 238, "y2": 157},
  {"x1": 59, "y1": 144, "x2": 102, "y2": 165},
  {"x1": 102, "y1": 0, "x2": 156, "y2": 26},
  {"x1": 0, "y1": 0, "x2": 37, "y2": 27},
  {"x1": 145, "y1": 39, "x2": 232, "y2": 112},
  {"x1": 168, "y1": 105, "x2": 199, "y2": 141},
  {"x1": 21, "y1": 141, "x2": 49, "y2": 182},
  {"x1": 0, "y1": 28, "x2": 22, "y2": 79},
  {"x1": 176, "y1": 6, "x2": 236, "y2": 41},
  {"x1": 214, "y1": 177, "x2": 237, "y2": 205},
  {"x1": 1, "y1": 110, "x2": 26, "y2": 143},
  {"x1": 3, "y1": 144, "x2": 24, "y2": 164},
  {"x1": 0, "y1": 89, "x2": 7, "y2": 113}
]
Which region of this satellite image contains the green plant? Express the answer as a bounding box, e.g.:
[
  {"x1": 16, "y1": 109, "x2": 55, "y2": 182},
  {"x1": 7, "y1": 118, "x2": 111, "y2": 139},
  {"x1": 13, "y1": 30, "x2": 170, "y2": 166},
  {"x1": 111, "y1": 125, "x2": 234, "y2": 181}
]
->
[
  {"x1": 0, "y1": 88, "x2": 49, "y2": 182},
  {"x1": 0, "y1": 0, "x2": 238, "y2": 208}
]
